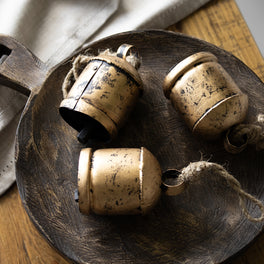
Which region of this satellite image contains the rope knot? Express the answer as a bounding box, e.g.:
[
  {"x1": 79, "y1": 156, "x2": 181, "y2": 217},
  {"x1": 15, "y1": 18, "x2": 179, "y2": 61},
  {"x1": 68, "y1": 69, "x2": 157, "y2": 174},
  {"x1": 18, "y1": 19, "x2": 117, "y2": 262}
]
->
[{"x1": 225, "y1": 120, "x2": 264, "y2": 153}]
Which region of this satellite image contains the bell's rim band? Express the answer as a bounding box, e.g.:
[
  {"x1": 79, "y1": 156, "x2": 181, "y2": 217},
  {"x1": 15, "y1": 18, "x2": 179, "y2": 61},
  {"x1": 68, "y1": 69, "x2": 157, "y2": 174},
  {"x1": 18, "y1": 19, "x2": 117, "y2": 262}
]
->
[
  {"x1": 73, "y1": 99, "x2": 118, "y2": 139},
  {"x1": 139, "y1": 147, "x2": 144, "y2": 202},
  {"x1": 116, "y1": 44, "x2": 139, "y2": 60},
  {"x1": 78, "y1": 148, "x2": 92, "y2": 215},
  {"x1": 139, "y1": 147, "x2": 162, "y2": 213},
  {"x1": 192, "y1": 93, "x2": 248, "y2": 139},
  {"x1": 163, "y1": 51, "x2": 218, "y2": 99},
  {"x1": 193, "y1": 94, "x2": 240, "y2": 131}
]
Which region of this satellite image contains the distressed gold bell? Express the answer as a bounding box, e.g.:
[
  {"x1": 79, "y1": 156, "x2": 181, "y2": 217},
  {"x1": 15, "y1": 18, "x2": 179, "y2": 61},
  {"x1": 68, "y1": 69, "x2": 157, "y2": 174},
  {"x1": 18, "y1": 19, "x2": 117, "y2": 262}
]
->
[
  {"x1": 163, "y1": 52, "x2": 248, "y2": 139},
  {"x1": 60, "y1": 44, "x2": 143, "y2": 143},
  {"x1": 77, "y1": 147, "x2": 162, "y2": 215}
]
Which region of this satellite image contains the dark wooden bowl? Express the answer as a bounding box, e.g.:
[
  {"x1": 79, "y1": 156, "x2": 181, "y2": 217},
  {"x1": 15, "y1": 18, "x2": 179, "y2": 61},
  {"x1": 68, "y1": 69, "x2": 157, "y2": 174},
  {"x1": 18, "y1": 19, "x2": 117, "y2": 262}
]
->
[{"x1": 10, "y1": 30, "x2": 264, "y2": 263}]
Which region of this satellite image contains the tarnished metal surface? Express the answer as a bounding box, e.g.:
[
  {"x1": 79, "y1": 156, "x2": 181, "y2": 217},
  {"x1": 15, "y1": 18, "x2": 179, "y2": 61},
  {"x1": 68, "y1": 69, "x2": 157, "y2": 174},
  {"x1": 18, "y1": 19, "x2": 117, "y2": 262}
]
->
[
  {"x1": 60, "y1": 44, "x2": 143, "y2": 143},
  {"x1": 163, "y1": 52, "x2": 248, "y2": 139},
  {"x1": 77, "y1": 147, "x2": 162, "y2": 215}
]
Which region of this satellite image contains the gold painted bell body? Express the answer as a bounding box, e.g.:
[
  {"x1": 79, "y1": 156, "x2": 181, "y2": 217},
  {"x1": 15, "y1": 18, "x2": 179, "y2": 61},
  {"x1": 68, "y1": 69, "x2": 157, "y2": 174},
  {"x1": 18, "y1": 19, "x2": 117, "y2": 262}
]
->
[
  {"x1": 60, "y1": 44, "x2": 143, "y2": 142},
  {"x1": 78, "y1": 147, "x2": 162, "y2": 215},
  {"x1": 163, "y1": 52, "x2": 248, "y2": 139}
]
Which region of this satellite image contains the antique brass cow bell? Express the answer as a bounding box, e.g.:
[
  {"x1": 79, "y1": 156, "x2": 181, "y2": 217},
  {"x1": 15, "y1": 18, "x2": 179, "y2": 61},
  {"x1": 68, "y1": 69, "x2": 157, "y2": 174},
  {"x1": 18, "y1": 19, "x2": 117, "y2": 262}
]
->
[
  {"x1": 163, "y1": 52, "x2": 248, "y2": 139},
  {"x1": 60, "y1": 44, "x2": 143, "y2": 143},
  {"x1": 77, "y1": 147, "x2": 163, "y2": 215}
]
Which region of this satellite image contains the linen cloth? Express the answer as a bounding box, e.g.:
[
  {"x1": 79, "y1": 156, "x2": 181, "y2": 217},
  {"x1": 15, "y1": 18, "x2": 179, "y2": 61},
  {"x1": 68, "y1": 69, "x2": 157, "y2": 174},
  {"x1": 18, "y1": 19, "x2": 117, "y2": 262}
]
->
[{"x1": 0, "y1": 0, "x2": 211, "y2": 195}]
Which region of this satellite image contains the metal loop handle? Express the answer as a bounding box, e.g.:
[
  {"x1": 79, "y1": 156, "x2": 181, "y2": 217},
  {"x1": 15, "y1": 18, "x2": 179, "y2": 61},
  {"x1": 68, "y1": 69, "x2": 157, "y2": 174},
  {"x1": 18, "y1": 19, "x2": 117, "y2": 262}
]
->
[
  {"x1": 116, "y1": 44, "x2": 139, "y2": 60},
  {"x1": 161, "y1": 169, "x2": 186, "y2": 196}
]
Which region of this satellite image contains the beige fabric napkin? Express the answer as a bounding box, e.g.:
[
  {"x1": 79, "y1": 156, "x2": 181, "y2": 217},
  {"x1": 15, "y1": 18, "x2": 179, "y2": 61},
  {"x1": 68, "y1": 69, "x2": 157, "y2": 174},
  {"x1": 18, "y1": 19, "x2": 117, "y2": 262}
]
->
[
  {"x1": 0, "y1": 0, "x2": 211, "y2": 195},
  {"x1": 0, "y1": 0, "x2": 119, "y2": 196}
]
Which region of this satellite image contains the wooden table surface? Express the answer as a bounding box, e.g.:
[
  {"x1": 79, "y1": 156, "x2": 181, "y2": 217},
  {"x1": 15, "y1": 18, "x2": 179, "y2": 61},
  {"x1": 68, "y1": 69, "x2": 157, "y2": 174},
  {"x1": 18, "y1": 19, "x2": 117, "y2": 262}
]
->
[{"x1": 1, "y1": 0, "x2": 264, "y2": 263}]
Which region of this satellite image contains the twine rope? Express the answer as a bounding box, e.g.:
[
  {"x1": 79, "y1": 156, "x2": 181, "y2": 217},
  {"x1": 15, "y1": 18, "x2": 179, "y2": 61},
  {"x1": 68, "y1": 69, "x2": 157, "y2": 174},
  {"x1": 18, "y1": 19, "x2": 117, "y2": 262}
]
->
[
  {"x1": 62, "y1": 54, "x2": 92, "y2": 98},
  {"x1": 225, "y1": 114, "x2": 264, "y2": 153},
  {"x1": 178, "y1": 161, "x2": 264, "y2": 222},
  {"x1": 229, "y1": 124, "x2": 264, "y2": 145}
]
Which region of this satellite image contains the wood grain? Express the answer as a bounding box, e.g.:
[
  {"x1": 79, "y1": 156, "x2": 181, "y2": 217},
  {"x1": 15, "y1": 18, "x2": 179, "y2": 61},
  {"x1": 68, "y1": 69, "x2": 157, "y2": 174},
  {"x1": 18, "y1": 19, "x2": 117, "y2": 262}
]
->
[
  {"x1": 0, "y1": 186, "x2": 70, "y2": 264},
  {"x1": 1, "y1": 0, "x2": 264, "y2": 263},
  {"x1": 0, "y1": 34, "x2": 47, "y2": 96}
]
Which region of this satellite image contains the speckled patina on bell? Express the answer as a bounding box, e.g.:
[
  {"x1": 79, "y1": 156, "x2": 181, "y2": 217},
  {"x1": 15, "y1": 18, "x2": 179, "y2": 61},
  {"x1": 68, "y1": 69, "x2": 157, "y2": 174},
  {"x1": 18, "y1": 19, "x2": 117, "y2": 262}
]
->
[
  {"x1": 77, "y1": 147, "x2": 162, "y2": 215},
  {"x1": 163, "y1": 52, "x2": 248, "y2": 139},
  {"x1": 59, "y1": 44, "x2": 143, "y2": 143}
]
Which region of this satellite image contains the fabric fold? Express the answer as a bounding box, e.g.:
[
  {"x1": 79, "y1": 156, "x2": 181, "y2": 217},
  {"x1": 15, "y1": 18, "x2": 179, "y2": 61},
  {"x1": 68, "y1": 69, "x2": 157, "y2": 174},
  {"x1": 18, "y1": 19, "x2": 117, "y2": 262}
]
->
[{"x1": 90, "y1": 0, "x2": 211, "y2": 42}]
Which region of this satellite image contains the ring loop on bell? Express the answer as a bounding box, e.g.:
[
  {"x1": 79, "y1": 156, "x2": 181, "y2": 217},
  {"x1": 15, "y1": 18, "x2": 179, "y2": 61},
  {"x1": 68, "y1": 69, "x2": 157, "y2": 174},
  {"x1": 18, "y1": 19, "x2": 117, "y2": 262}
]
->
[
  {"x1": 224, "y1": 128, "x2": 248, "y2": 154},
  {"x1": 161, "y1": 169, "x2": 186, "y2": 196},
  {"x1": 117, "y1": 44, "x2": 139, "y2": 60}
]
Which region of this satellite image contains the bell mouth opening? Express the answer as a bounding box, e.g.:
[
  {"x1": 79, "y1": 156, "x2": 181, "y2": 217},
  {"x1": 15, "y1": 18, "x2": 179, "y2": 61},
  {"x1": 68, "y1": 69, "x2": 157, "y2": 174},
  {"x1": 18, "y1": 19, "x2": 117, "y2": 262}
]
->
[{"x1": 59, "y1": 106, "x2": 111, "y2": 143}]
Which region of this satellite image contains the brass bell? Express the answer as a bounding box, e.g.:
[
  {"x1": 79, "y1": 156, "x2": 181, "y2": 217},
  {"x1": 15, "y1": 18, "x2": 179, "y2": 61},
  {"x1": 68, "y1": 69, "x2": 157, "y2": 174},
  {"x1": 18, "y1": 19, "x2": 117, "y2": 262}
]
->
[
  {"x1": 77, "y1": 147, "x2": 162, "y2": 215},
  {"x1": 60, "y1": 44, "x2": 143, "y2": 143},
  {"x1": 163, "y1": 52, "x2": 248, "y2": 139}
]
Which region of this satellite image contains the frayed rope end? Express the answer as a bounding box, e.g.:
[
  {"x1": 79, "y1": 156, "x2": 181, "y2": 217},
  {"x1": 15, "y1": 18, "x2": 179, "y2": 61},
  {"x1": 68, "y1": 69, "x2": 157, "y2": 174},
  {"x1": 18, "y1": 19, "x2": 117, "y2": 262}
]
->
[{"x1": 178, "y1": 161, "x2": 264, "y2": 223}]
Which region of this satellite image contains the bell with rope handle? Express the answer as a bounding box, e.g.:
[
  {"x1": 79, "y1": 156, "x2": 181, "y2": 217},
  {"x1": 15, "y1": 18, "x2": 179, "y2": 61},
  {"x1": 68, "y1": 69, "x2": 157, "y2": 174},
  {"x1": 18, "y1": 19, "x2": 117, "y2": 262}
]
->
[
  {"x1": 59, "y1": 44, "x2": 143, "y2": 144},
  {"x1": 163, "y1": 52, "x2": 248, "y2": 140},
  {"x1": 76, "y1": 147, "x2": 185, "y2": 215},
  {"x1": 75, "y1": 147, "x2": 264, "y2": 220}
]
